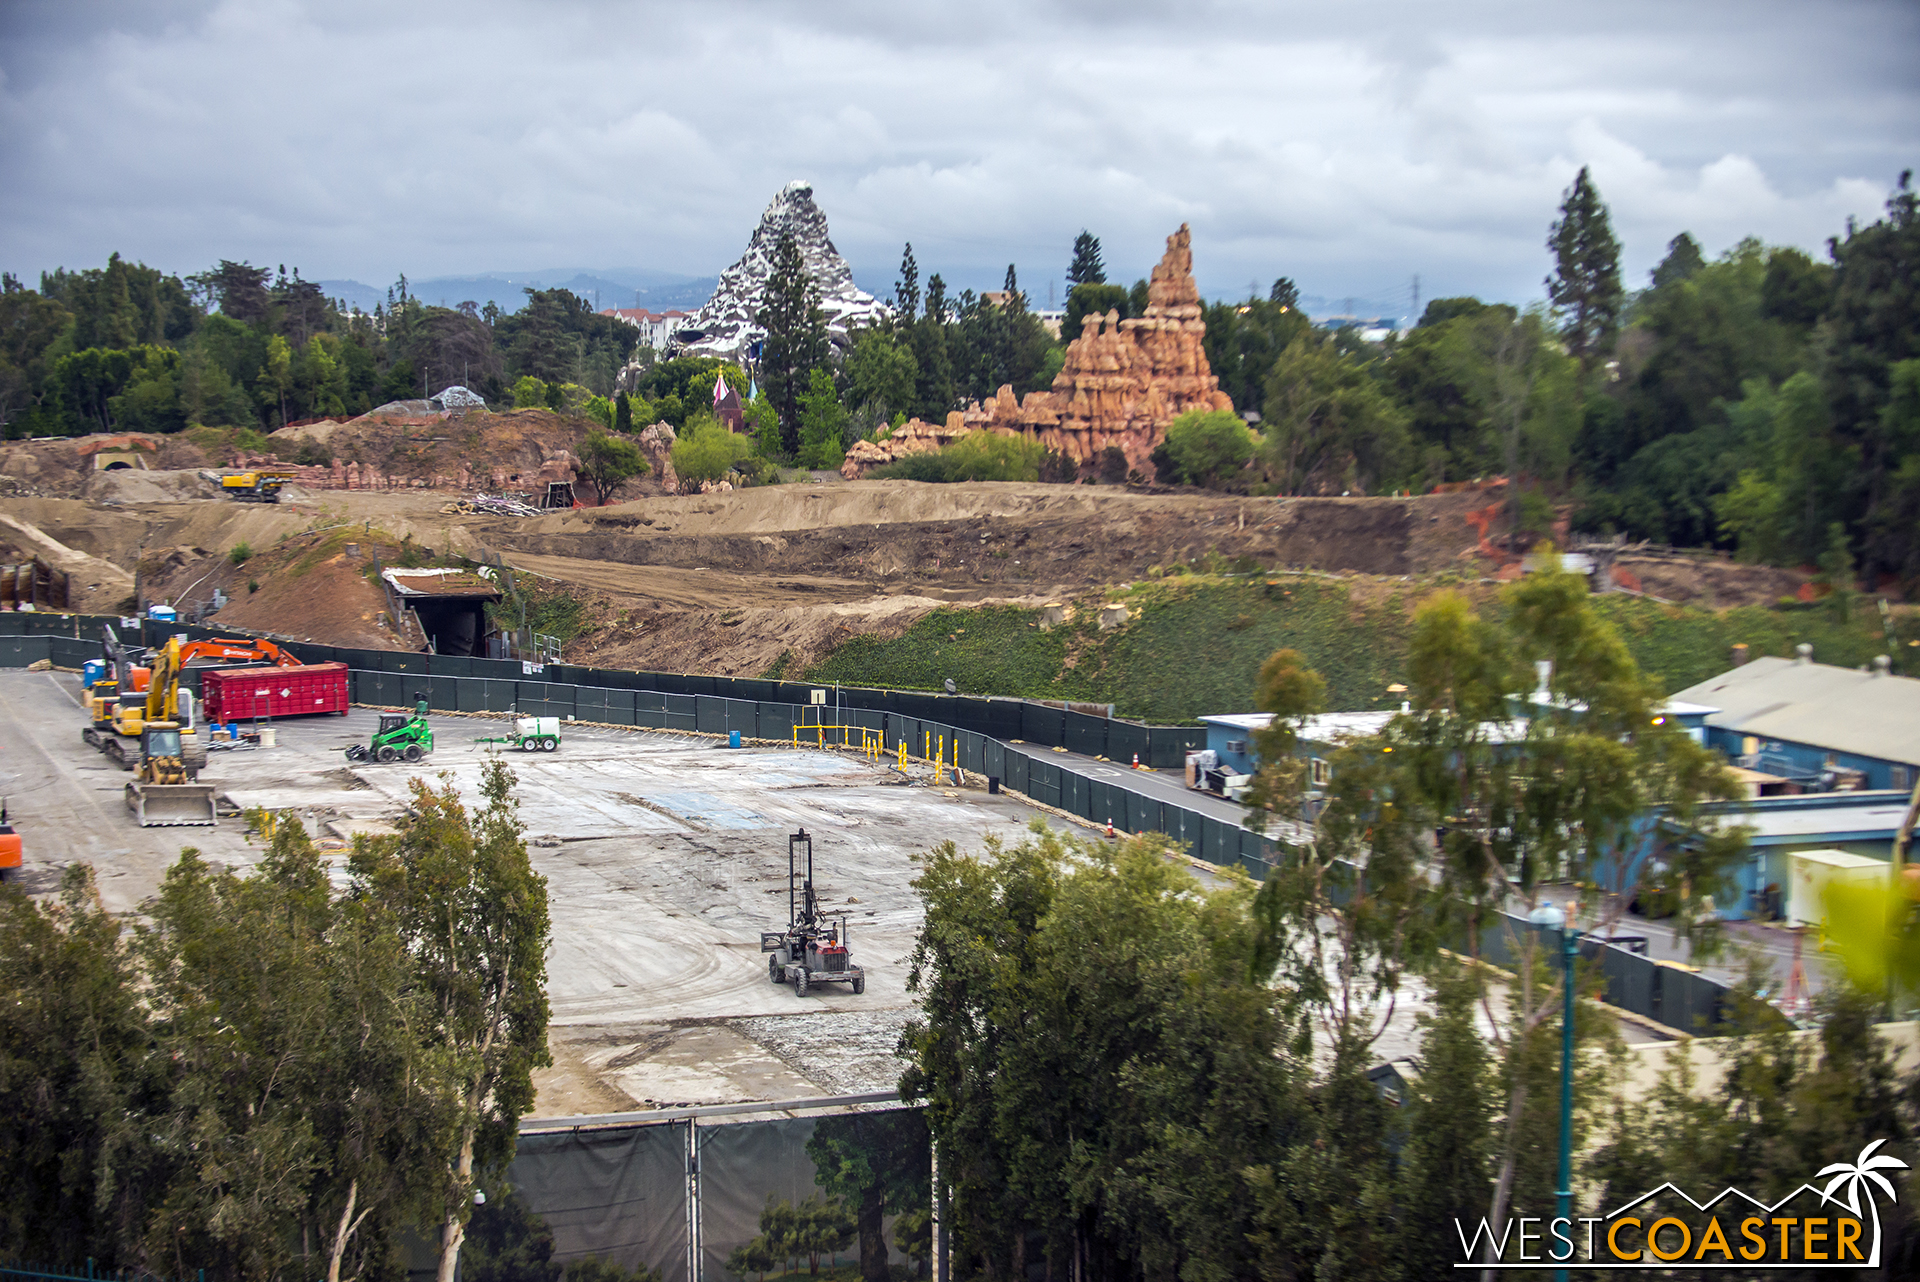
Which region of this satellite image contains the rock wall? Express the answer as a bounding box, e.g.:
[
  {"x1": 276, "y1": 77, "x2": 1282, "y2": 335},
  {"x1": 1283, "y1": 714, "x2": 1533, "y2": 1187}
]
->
[{"x1": 842, "y1": 225, "x2": 1233, "y2": 482}]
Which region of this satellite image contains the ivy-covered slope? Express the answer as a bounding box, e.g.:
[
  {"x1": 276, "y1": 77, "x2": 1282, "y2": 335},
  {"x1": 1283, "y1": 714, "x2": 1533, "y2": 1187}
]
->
[{"x1": 795, "y1": 575, "x2": 1915, "y2": 723}]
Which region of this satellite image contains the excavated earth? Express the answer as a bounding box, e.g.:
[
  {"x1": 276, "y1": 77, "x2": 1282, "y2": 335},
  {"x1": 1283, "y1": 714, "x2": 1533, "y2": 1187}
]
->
[{"x1": 0, "y1": 466, "x2": 1809, "y2": 672}]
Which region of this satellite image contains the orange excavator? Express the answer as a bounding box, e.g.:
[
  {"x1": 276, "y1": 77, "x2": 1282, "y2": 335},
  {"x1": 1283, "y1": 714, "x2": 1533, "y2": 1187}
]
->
[{"x1": 175, "y1": 637, "x2": 305, "y2": 668}]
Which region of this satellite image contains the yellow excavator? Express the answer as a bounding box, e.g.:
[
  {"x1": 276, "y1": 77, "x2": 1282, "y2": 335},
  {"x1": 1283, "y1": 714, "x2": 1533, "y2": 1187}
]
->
[
  {"x1": 217, "y1": 469, "x2": 298, "y2": 503},
  {"x1": 93, "y1": 636, "x2": 209, "y2": 784}
]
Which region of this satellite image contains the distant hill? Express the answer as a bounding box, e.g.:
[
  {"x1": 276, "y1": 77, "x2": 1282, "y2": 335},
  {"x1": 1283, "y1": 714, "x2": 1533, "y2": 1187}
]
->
[{"x1": 317, "y1": 268, "x2": 716, "y2": 317}]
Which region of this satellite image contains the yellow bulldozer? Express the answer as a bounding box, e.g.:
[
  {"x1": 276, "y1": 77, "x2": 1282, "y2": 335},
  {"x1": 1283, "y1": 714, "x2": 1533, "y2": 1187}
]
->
[{"x1": 124, "y1": 723, "x2": 217, "y2": 826}]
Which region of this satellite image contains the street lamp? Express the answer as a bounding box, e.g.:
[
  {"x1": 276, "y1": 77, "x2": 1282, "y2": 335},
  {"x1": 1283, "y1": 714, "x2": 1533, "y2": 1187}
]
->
[{"x1": 1529, "y1": 900, "x2": 1580, "y2": 1280}]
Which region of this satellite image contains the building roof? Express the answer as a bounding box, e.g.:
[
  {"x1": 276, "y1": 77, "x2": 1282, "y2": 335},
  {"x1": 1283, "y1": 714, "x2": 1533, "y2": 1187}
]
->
[
  {"x1": 1201, "y1": 711, "x2": 1396, "y2": 741},
  {"x1": 1670, "y1": 655, "x2": 1920, "y2": 765},
  {"x1": 1682, "y1": 791, "x2": 1912, "y2": 847}
]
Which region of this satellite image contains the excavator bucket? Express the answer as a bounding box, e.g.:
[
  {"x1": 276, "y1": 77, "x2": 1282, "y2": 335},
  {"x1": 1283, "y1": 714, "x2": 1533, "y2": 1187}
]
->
[{"x1": 125, "y1": 781, "x2": 217, "y2": 827}]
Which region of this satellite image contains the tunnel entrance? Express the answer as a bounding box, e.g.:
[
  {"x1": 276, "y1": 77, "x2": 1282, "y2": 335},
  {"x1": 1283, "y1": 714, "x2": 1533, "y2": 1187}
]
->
[{"x1": 381, "y1": 570, "x2": 503, "y2": 657}]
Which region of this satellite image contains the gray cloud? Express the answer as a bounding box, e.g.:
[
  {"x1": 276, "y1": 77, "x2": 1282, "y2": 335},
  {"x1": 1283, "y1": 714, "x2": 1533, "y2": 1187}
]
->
[{"x1": 1, "y1": 0, "x2": 1912, "y2": 310}]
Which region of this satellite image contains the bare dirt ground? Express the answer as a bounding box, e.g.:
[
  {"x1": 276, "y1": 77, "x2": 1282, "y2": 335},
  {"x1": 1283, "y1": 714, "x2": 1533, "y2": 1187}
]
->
[{"x1": 0, "y1": 462, "x2": 1818, "y2": 678}]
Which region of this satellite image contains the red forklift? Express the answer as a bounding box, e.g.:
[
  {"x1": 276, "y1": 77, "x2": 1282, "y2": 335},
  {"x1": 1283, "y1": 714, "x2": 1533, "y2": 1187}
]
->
[{"x1": 760, "y1": 828, "x2": 865, "y2": 997}]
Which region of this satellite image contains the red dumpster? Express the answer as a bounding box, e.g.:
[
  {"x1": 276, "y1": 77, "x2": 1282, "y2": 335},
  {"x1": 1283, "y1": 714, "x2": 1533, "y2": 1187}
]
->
[{"x1": 200, "y1": 662, "x2": 350, "y2": 721}]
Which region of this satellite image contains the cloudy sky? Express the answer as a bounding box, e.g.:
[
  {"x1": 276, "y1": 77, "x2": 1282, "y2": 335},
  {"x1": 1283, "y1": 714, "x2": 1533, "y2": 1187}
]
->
[{"x1": 2, "y1": 0, "x2": 1913, "y2": 314}]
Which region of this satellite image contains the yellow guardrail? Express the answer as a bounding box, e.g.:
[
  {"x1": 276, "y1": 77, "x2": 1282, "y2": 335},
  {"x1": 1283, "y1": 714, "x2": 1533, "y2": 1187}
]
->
[
  {"x1": 787, "y1": 723, "x2": 966, "y2": 779},
  {"x1": 792, "y1": 723, "x2": 885, "y2": 761}
]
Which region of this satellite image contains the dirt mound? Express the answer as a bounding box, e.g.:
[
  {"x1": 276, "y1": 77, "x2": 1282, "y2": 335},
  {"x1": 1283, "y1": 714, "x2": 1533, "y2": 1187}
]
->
[
  {"x1": 84, "y1": 467, "x2": 214, "y2": 505},
  {"x1": 492, "y1": 482, "x2": 1493, "y2": 597},
  {"x1": 0, "y1": 510, "x2": 135, "y2": 611},
  {"x1": 567, "y1": 594, "x2": 952, "y2": 677}
]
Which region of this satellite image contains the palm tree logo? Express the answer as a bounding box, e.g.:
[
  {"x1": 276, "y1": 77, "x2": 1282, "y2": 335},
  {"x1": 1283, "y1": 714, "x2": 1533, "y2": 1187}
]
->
[{"x1": 1817, "y1": 1138, "x2": 1909, "y2": 1266}]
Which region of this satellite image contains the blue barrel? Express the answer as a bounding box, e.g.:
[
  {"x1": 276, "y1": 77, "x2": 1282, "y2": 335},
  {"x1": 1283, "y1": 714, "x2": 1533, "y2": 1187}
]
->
[{"x1": 728, "y1": 730, "x2": 742, "y2": 749}]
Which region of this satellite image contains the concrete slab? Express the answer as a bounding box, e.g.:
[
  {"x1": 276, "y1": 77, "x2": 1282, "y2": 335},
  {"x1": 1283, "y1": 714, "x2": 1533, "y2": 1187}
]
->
[{"x1": 0, "y1": 670, "x2": 1056, "y2": 1116}]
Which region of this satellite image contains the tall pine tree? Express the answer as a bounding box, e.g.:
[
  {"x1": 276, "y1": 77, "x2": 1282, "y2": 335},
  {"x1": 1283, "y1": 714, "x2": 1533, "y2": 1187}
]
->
[
  {"x1": 1066, "y1": 231, "x2": 1105, "y2": 286},
  {"x1": 755, "y1": 229, "x2": 828, "y2": 455},
  {"x1": 893, "y1": 243, "x2": 920, "y2": 321},
  {"x1": 1546, "y1": 166, "x2": 1624, "y2": 376}
]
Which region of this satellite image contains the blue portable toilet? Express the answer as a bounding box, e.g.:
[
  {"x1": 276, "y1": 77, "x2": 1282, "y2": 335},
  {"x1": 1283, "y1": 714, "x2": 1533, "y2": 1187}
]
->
[{"x1": 729, "y1": 730, "x2": 742, "y2": 749}]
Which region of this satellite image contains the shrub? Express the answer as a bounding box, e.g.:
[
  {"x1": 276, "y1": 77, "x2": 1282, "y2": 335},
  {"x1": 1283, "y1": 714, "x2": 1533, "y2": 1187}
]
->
[
  {"x1": 870, "y1": 431, "x2": 1045, "y2": 483},
  {"x1": 228, "y1": 542, "x2": 253, "y2": 566},
  {"x1": 671, "y1": 413, "x2": 753, "y2": 488},
  {"x1": 1163, "y1": 409, "x2": 1257, "y2": 487}
]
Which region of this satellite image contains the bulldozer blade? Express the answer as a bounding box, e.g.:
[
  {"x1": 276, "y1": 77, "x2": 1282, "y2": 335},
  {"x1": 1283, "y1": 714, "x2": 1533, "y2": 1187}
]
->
[{"x1": 125, "y1": 782, "x2": 217, "y2": 827}]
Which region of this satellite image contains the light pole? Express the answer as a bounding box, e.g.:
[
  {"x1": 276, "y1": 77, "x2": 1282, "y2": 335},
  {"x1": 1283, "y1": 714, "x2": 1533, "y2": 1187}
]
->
[{"x1": 1529, "y1": 899, "x2": 1580, "y2": 1281}]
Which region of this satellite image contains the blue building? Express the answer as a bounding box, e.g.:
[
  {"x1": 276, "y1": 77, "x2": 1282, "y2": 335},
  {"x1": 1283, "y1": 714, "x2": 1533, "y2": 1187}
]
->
[{"x1": 1669, "y1": 649, "x2": 1920, "y2": 793}]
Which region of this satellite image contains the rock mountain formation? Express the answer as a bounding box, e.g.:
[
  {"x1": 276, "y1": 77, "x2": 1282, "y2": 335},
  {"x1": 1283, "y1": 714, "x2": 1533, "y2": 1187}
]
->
[
  {"x1": 844, "y1": 225, "x2": 1233, "y2": 481},
  {"x1": 676, "y1": 181, "x2": 889, "y2": 366}
]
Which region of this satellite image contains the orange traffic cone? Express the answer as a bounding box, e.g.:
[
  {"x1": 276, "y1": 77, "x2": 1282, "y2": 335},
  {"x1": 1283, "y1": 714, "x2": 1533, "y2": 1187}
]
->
[
  {"x1": 1131, "y1": 752, "x2": 1141, "y2": 769},
  {"x1": 1105, "y1": 818, "x2": 1116, "y2": 838}
]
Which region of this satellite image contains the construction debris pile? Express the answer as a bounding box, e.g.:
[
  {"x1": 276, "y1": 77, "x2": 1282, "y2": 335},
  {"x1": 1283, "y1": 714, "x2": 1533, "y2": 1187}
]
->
[{"x1": 440, "y1": 493, "x2": 546, "y2": 517}]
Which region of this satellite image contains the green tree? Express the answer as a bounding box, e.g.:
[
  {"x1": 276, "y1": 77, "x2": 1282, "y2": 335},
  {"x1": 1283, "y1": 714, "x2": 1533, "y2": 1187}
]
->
[
  {"x1": 1825, "y1": 172, "x2": 1920, "y2": 584},
  {"x1": 1648, "y1": 231, "x2": 1705, "y2": 292},
  {"x1": 461, "y1": 1187, "x2": 563, "y2": 1282},
  {"x1": 615, "y1": 390, "x2": 633, "y2": 432},
  {"x1": 1394, "y1": 562, "x2": 1744, "y2": 1240},
  {"x1": 671, "y1": 412, "x2": 753, "y2": 488},
  {"x1": 792, "y1": 1194, "x2": 857, "y2": 1274},
  {"x1": 350, "y1": 759, "x2": 553, "y2": 1282},
  {"x1": 1062, "y1": 282, "x2": 1129, "y2": 341},
  {"x1": 796, "y1": 367, "x2": 848, "y2": 468},
  {"x1": 1200, "y1": 294, "x2": 1310, "y2": 420},
  {"x1": 1161, "y1": 407, "x2": 1256, "y2": 487},
  {"x1": 577, "y1": 428, "x2": 650, "y2": 504},
  {"x1": 900, "y1": 826, "x2": 1299, "y2": 1282},
  {"x1": 513, "y1": 375, "x2": 550, "y2": 409},
  {"x1": 845, "y1": 328, "x2": 918, "y2": 420},
  {"x1": 807, "y1": 1111, "x2": 929, "y2": 1282},
  {"x1": 258, "y1": 333, "x2": 293, "y2": 426},
  {"x1": 893, "y1": 242, "x2": 920, "y2": 319},
  {"x1": 1546, "y1": 166, "x2": 1624, "y2": 376},
  {"x1": 0, "y1": 866, "x2": 166, "y2": 1265},
  {"x1": 1262, "y1": 331, "x2": 1410, "y2": 494},
  {"x1": 910, "y1": 275, "x2": 956, "y2": 421},
  {"x1": 1066, "y1": 231, "x2": 1105, "y2": 286},
  {"x1": 139, "y1": 814, "x2": 428, "y2": 1282},
  {"x1": 756, "y1": 229, "x2": 829, "y2": 454}
]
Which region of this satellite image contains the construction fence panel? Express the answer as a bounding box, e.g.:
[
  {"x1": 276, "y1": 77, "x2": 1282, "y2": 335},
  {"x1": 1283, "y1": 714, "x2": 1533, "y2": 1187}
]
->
[
  {"x1": 958, "y1": 730, "x2": 987, "y2": 774},
  {"x1": 1002, "y1": 747, "x2": 1030, "y2": 796},
  {"x1": 455, "y1": 676, "x2": 492, "y2": 715},
  {"x1": 662, "y1": 694, "x2": 699, "y2": 733},
  {"x1": 757, "y1": 702, "x2": 798, "y2": 741},
  {"x1": 1107, "y1": 721, "x2": 1151, "y2": 768},
  {"x1": 1147, "y1": 726, "x2": 1208, "y2": 771},
  {"x1": 509, "y1": 1123, "x2": 690, "y2": 1281},
  {"x1": 0, "y1": 635, "x2": 50, "y2": 666},
  {"x1": 984, "y1": 739, "x2": 1007, "y2": 784},
  {"x1": 1027, "y1": 757, "x2": 1060, "y2": 808},
  {"x1": 514, "y1": 682, "x2": 575, "y2": 721},
  {"x1": 1062, "y1": 711, "x2": 1108, "y2": 759},
  {"x1": 49, "y1": 636, "x2": 93, "y2": 667},
  {"x1": 692, "y1": 696, "x2": 724, "y2": 736},
  {"x1": 1125, "y1": 788, "x2": 1156, "y2": 837},
  {"x1": 1021, "y1": 703, "x2": 1065, "y2": 747},
  {"x1": 634, "y1": 692, "x2": 667, "y2": 730}
]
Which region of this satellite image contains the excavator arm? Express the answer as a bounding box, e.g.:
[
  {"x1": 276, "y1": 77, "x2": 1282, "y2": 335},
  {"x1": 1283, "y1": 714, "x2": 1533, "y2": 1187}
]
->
[{"x1": 175, "y1": 637, "x2": 304, "y2": 667}]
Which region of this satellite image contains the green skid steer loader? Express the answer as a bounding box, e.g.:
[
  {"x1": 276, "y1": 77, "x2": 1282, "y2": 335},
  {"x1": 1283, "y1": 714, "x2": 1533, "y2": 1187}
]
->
[{"x1": 345, "y1": 704, "x2": 434, "y2": 764}]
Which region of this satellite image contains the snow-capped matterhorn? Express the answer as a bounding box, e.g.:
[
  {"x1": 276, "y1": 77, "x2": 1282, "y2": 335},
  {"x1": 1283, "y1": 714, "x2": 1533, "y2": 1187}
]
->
[{"x1": 674, "y1": 180, "x2": 889, "y2": 366}]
